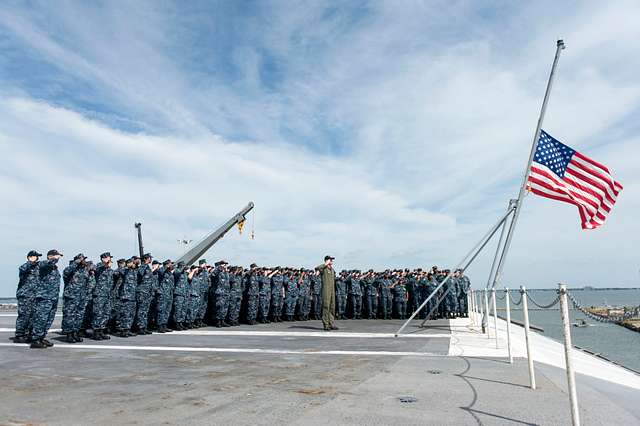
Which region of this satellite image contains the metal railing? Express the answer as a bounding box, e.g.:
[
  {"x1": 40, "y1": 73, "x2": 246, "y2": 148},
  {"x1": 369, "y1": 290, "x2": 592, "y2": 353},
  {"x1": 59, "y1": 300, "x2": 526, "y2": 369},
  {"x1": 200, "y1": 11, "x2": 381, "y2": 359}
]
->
[{"x1": 466, "y1": 284, "x2": 618, "y2": 426}]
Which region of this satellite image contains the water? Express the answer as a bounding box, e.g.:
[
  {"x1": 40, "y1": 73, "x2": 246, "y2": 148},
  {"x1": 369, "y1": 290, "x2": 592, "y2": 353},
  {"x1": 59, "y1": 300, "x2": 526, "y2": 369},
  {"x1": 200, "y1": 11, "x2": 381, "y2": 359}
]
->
[
  {"x1": 2, "y1": 289, "x2": 640, "y2": 371},
  {"x1": 497, "y1": 288, "x2": 640, "y2": 372}
]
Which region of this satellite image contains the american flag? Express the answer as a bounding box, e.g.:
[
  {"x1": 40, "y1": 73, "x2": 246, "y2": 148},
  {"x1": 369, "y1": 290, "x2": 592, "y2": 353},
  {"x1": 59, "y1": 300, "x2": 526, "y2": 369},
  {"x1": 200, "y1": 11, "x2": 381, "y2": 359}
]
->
[{"x1": 526, "y1": 130, "x2": 623, "y2": 230}]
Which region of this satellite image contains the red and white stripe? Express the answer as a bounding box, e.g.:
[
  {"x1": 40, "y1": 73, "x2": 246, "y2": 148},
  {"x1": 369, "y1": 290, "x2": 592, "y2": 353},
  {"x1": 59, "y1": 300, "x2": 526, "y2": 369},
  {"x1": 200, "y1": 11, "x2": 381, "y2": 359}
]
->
[{"x1": 527, "y1": 152, "x2": 623, "y2": 230}]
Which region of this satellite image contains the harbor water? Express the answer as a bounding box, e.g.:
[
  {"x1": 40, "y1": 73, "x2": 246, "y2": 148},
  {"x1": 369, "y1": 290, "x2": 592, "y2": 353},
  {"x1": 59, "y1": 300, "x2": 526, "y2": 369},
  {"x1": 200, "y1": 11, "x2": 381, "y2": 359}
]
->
[{"x1": 500, "y1": 288, "x2": 640, "y2": 373}]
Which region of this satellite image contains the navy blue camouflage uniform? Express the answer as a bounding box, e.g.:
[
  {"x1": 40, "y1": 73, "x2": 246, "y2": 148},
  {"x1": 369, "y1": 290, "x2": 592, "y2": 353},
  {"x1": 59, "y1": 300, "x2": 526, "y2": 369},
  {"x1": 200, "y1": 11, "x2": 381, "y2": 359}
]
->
[
  {"x1": 212, "y1": 267, "x2": 231, "y2": 326},
  {"x1": 62, "y1": 262, "x2": 90, "y2": 334},
  {"x1": 283, "y1": 274, "x2": 299, "y2": 320},
  {"x1": 298, "y1": 274, "x2": 311, "y2": 320},
  {"x1": 270, "y1": 272, "x2": 284, "y2": 321},
  {"x1": 172, "y1": 267, "x2": 189, "y2": 326},
  {"x1": 15, "y1": 260, "x2": 40, "y2": 339},
  {"x1": 156, "y1": 266, "x2": 175, "y2": 329},
  {"x1": 335, "y1": 276, "x2": 347, "y2": 320},
  {"x1": 92, "y1": 262, "x2": 114, "y2": 332},
  {"x1": 118, "y1": 267, "x2": 137, "y2": 332},
  {"x1": 31, "y1": 259, "x2": 61, "y2": 341},
  {"x1": 243, "y1": 269, "x2": 259, "y2": 324},
  {"x1": 347, "y1": 275, "x2": 362, "y2": 319},
  {"x1": 226, "y1": 270, "x2": 243, "y2": 326},
  {"x1": 135, "y1": 264, "x2": 154, "y2": 332},
  {"x1": 310, "y1": 275, "x2": 322, "y2": 320},
  {"x1": 257, "y1": 273, "x2": 271, "y2": 323}
]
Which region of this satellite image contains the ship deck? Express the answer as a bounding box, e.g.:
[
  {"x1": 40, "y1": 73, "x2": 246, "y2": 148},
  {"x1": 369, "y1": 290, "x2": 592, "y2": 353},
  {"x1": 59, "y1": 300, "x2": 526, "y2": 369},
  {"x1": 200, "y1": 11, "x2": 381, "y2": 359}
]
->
[{"x1": 1, "y1": 311, "x2": 639, "y2": 425}]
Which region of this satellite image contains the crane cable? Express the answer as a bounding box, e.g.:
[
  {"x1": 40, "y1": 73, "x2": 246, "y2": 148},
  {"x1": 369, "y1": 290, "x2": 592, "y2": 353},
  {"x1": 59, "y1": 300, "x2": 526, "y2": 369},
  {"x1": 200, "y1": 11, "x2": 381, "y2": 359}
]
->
[{"x1": 251, "y1": 208, "x2": 255, "y2": 240}]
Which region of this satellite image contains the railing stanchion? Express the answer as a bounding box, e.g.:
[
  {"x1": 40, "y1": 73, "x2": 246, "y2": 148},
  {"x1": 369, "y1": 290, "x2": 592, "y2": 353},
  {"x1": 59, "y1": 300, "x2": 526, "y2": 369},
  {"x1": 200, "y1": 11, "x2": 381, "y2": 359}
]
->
[
  {"x1": 521, "y1": 286, "x2": 536, "y2": 389},
  {"x1": 491, "y1": 288, "x2": 499, "y2": 348},
  {"x1": 483, "y1": 290, "x2": 491, "y2": 338},
  {"x1": 479, "y1": 290, "x2": 485, "y2": 333},
  {"x1": 505, "y1": 287, "x2": 513, "y2": 364},
  {"x1": 559, "y1": 283, "x2": 580, "y2": 426}
]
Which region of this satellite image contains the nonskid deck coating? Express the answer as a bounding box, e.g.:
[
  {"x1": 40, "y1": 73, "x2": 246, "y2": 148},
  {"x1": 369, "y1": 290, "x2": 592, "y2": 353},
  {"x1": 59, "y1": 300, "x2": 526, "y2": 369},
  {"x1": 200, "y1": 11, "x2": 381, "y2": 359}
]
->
[{"x1": 1, "y1": 314, "x2": 639, "y2": 425}]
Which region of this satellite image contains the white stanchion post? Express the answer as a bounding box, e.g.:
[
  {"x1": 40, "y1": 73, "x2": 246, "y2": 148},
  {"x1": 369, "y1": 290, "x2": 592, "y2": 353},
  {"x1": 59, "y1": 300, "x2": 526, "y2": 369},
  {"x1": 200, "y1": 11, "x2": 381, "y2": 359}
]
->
[
  {"x1": 505, "y1": 287, "x2": 513, "y2": 364},
  {"x1": 468, "y1": 291, "x2": 475, "y2": 326},
  {"x1": 559, "y1": 283, "x2": 580, "y2": 426},
  {"x1": 479, "y1": 290, "x2": 485, "y2": 332},
  {"x1": 483, "y1": 290, "x2": 491, "y2": 338},
  {"x1": 491, "y1": 288, "x2": 499, "y2": 348},
  {"x1": 521, "y1": 286, "x2": 536, "y2": 389}
]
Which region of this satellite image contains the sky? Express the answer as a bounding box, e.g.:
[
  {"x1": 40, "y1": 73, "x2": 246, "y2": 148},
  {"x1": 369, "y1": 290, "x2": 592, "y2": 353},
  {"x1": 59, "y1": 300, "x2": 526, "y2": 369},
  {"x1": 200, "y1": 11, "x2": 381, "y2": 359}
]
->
[{"x1": 0, "y1": 0, "x2": 639, "y2": 295}]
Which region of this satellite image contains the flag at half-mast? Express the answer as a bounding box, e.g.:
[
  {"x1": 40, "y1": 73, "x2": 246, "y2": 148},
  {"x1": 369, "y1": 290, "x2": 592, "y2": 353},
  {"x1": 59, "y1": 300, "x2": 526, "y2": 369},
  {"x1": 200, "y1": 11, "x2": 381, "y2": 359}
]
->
[{"x1": 526, "y1": 130, "x2": 623, "y2": 230}]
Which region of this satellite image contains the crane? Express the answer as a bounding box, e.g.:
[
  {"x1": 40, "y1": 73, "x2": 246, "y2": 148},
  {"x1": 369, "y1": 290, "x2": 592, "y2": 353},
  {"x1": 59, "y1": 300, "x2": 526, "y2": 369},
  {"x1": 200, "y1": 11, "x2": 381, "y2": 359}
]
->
[{"x1": 175, "y1": 202, "x2": 255, "y2": 266}]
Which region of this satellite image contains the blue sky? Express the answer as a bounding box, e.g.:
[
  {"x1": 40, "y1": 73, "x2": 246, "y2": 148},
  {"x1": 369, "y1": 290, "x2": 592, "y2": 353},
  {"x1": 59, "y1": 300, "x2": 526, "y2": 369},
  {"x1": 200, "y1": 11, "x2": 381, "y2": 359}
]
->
[{"x1": 1, "y1": 0, "x2": 639, "y2": 295}]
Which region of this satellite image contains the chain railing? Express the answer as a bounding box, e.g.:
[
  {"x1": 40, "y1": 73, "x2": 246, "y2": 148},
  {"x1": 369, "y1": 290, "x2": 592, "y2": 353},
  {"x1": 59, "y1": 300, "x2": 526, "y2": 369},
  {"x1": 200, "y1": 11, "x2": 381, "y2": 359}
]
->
[
  {"x1": 509, "y1": 291, "x2": 523, "y2": 306},
  {"x1": 566, "y1": 291, "x2": 637, "y2": 323},
  {"x1": 526, "y1": 291, "x2": 561, "y2": 309}
]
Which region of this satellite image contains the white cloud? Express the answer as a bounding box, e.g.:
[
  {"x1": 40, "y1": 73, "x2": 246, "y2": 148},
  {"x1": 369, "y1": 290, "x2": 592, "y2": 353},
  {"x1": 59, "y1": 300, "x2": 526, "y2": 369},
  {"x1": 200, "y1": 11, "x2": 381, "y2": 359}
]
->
[{"x1": 0, "y1": 1, "x2": 639, "y2": 295}]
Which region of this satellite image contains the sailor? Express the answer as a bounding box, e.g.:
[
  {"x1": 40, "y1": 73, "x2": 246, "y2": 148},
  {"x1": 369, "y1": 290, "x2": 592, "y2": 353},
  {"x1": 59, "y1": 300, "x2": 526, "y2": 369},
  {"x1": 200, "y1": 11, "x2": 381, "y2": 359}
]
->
[
  {"x1": 196, "y1": 262, "x2": 210, "y2": 327},
  {"x1": 155, "y1": 259, "x2": 175, "y2": 332},
  {"x1": 30, "y1": 250, "x2": 63, "y2": 348},
  {"x1": 298, "y1": 269, "x2": 312, "y2": 321},
  {"x1": 377, "y1": 272, "x2": 391, "y2": 320},
  {"x1": 147, "y1": 260, "x2": 162, "y2": 330},
  {"x1": 172, "y1": 261, "x2": 189, "y2": 330},
  {"x1": 91, "y1": 252, "x2": 114, "y2": 340},
  {"x1": 135, "y1": 253, "x2": 155, "y2": 334},
  {"x1": 316, "y1": 255, "x2": 338, "y2": 331},
  {"x1": 243, "y1": 263, "x2": 260, "y2": 325},
  {"x1": 116, "y1": 258, "x2": 138, "y2": 337},
  {"x1": 363, "y1": 271, "x2": 378, "y2": 319},
  {"x1": 211, "y1": 260, "x2": 231, "y2": 327},
  {"x1": 257, "y1": 266, "x2": 272, "y2": 324},
  {"x1": 392, "y1": 277, "x2": 408, "y2": 320},
  {"x1": 14, "y1": 250, "x2": 42, "y2": 344},
  {"x1": 458, "y1": 270, "x2": 471, "y2": 317},
  {"x1": 442, "y1": 270, "x2": 458, "y2": 318},
  {"x1": 226, "y1": 266, "x2": 243, "y2": 326},
  {"x1": 62, "y1": 254, "x2": 90, "y2": 343},
  {"x1": 310, "y1": 270, "x2": 322, "y2": 320},
  {"x1": 347, "y1": 271, "x2": 362, "y2": 319},
  {"x1": 421, "y1": 272, "x2": 436, "y2": 319},
  {"x1": 109, "y1": 258, "x2": 126, "y2": 332},
  {"x1": 269, "y1": 267, "x2": 284, "y2": 322},
  {"x1": 185, "y1": 265, "x2": 201, "y2": 328},
  {"x1": 335, "y1": 271, "x2": 348, "y2": 320}
]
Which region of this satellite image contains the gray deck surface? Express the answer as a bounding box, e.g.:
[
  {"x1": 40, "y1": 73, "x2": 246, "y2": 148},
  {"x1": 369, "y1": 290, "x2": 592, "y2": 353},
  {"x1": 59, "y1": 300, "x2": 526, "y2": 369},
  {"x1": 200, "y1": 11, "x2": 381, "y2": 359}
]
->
[{"x1": 1, "y1": 312, "x2": 638, "y2": 425}]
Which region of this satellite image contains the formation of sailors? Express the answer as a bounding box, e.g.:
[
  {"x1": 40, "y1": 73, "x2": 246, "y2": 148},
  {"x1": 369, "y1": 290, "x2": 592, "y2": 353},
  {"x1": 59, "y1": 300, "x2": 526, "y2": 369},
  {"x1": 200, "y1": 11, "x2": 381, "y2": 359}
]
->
[{"x1": 12, "y1": 250, "x2": 471, "y2": 348}]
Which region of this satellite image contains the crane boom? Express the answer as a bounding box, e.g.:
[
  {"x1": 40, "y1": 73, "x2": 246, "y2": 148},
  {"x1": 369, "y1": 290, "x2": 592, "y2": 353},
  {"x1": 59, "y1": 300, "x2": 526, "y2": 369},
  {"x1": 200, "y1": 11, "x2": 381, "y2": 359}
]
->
[{"x1": 176, "y1": 202, "x2": 255, "y2": 266}]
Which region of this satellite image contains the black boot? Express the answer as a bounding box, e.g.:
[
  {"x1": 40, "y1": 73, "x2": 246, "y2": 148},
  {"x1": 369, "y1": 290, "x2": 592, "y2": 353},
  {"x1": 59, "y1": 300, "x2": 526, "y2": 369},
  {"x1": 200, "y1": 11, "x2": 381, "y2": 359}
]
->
[
  {"x1": 92, "y1": 330, "x2": 102, "y2": 340},
  {"x1": 101, "y1": 330, "x2": 111, "y2": 340},
  {"x1": 30, "y1": 339, "x2": 46, "y2": 349},
  {"x1": 13, "y1": 335, "x2": 29, "y2": 344},
  {"x1": 74, "y1": 332, "x2": 84, "y2": 342},
  {"x1": 222, "y1": 321, "x2": 230, "y2": 327},
  {"x1": 43, "y1": 338, "x2": 54, "y2": 347},
  {"x1": 67, "y1": 333, "x2": 76, "y2": 343}
]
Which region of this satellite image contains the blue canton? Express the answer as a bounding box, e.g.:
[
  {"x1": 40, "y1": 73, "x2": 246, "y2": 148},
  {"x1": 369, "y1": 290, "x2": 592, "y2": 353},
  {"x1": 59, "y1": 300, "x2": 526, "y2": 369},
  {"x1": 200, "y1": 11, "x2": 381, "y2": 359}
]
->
[{"x1": 533, "y1": 130, "x2": 575, "y2": 178}]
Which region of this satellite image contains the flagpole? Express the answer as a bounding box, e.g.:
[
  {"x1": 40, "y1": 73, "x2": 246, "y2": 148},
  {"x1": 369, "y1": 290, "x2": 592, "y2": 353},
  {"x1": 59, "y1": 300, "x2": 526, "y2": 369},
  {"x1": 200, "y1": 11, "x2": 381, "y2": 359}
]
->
[{"x1": 491, "y1": 39, "x2": 566, "y2": 290}]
